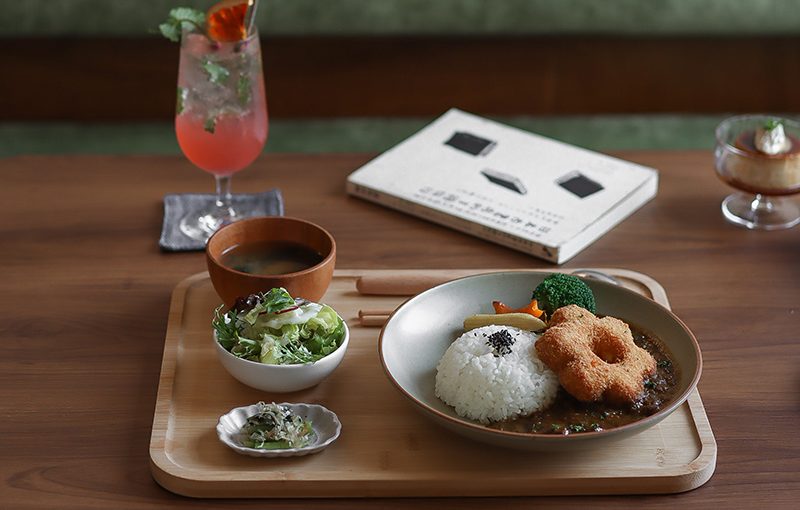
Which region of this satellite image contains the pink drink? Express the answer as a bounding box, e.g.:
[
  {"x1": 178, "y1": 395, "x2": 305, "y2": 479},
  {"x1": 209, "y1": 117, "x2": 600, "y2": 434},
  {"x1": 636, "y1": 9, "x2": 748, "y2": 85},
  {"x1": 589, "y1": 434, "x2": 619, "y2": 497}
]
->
[
  {"x1": 176, "y1": 98, "x2": 267, "y2": 176},
  {"x1": 175, "y1": 33, "x2": 268, "y2": 176}
]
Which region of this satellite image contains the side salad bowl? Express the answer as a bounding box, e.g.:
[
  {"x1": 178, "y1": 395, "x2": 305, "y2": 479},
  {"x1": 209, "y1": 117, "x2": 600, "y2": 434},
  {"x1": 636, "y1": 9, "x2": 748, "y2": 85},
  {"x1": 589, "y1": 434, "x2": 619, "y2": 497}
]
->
[
  {"x1": 213, "y1": 287, "x2": 350, "y2": 393},
  {"x1": 214, "y1": 325, "x2": 349, "y2": 393}
]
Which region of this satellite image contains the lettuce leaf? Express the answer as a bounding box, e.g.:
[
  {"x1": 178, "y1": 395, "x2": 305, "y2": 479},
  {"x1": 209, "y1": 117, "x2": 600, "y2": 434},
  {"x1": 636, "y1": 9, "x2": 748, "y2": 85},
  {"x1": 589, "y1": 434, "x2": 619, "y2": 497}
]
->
[
  {"x1": 230, "y1": 336, "x2": 261, "y2": 361},
  {"x1": 259, "y1": 324, "x2": 300, "y2": 364},
  {"x1": 248, "y1": 302, "x2": 321, "y2": 333},
  {"x1": 242, "y1": 288, "x2": 297, "y2": 325},
  {"x1": 299, "y1": 305, "x2": 345, "y2": 355},
  {"x1": 213, "y1": 305, "x2": 260, "y2": 360}
]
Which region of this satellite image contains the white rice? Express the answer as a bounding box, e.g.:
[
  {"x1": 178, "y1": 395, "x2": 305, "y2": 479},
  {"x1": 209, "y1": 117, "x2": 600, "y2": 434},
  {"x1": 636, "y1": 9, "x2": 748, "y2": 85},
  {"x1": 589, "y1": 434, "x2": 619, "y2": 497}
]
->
[{"x1": 434, "y1": 325, "x2": 559, "y2": 424}]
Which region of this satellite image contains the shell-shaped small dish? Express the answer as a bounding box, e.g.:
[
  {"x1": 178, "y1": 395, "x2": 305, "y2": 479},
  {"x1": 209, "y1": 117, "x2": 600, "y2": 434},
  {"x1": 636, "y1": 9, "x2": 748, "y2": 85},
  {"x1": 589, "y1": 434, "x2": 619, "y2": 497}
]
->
[{"x1": 217, "y1": 402, "x2": 341, "y2": 458}]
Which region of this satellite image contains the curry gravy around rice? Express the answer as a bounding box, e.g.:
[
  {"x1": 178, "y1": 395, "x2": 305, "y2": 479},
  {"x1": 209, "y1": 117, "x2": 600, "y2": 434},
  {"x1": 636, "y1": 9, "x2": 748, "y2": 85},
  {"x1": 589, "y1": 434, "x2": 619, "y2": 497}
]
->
[{"x1": 488, "y1": 325, "x2": 679, "y2": 435}]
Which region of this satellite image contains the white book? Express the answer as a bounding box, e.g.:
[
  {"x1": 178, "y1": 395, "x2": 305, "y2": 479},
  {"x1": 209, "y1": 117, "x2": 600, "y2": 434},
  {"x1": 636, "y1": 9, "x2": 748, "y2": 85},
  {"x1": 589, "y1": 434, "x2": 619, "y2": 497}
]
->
[{"x1": 346, "y1": 109, "x2": 658, "y2": 264}]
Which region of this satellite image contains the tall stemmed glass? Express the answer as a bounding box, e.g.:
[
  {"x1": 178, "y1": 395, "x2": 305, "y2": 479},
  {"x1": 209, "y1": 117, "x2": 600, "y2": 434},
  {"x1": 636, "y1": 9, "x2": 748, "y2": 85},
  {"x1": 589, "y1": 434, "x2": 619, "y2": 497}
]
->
[{"x1": 175, "y1": 25, "x2": 268, "y2": 242}]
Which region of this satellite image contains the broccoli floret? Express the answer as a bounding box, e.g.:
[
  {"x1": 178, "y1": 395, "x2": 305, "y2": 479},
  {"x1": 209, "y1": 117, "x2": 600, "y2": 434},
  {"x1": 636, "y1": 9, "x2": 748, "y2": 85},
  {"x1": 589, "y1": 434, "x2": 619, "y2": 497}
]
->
[{"x1": 532, "y1": 273, "x2": 596, "y2": 316}]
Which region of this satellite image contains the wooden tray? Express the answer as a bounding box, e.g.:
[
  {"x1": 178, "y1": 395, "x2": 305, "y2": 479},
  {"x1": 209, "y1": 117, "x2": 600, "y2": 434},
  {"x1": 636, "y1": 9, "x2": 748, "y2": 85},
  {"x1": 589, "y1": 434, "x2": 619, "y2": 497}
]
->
[{"x1": 149, "y1": 269, "x2": 716, "y2": 498}]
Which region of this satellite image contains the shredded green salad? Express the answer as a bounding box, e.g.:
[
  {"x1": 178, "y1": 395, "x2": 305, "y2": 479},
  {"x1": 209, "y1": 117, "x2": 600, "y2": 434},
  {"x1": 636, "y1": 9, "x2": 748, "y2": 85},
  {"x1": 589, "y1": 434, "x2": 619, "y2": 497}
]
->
[
  {"x1": 213, "y1": 288, "x2": 345, "y2": 364},
  {"x1": 239, "y1": 402, "x2": 314, "y2": 449}
]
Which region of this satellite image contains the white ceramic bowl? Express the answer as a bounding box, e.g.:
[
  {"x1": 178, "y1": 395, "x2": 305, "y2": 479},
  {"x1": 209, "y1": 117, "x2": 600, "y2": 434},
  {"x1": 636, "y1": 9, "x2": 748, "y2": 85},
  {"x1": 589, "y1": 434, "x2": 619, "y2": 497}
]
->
[
  {"x1": 217, "y1": 402, "x2": 342, "y2": 458},
  {"x1": 214, "y1": 322, "x2": 349, "y2": 393},
  {"x1": 379, "y1": 271, "x2": 702, "y2": 451}
]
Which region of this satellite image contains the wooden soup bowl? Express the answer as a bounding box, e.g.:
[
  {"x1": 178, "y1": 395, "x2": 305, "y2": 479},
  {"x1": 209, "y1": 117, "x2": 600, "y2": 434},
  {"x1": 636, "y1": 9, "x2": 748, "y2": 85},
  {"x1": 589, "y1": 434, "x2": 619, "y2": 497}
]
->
[{"x1": 206, "y1": 216, "x2": 336, "y2": 307}]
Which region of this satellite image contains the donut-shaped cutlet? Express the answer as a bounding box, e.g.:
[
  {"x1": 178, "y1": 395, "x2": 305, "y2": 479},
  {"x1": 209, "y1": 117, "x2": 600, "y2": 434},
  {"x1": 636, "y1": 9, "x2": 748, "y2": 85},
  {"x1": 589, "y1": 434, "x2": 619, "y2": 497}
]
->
[{"x1": 535, "y1": 305, "x2": 657, "y2": 405}]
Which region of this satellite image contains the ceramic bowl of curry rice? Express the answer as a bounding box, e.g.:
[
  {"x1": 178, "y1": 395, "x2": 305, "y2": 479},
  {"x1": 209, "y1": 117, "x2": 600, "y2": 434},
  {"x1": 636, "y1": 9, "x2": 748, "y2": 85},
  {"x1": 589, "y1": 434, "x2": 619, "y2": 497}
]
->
[{"x1": 380, "y1": 271, "x2": 702, "y2": 451}]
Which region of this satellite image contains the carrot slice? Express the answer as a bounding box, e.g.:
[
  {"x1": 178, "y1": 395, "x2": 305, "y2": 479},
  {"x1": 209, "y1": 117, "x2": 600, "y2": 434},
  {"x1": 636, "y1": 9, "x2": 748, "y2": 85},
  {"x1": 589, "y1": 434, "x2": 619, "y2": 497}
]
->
[
  {"x1": 492, "y1": 299, "x2": 544, "y2": 318},
  {"x1": 492, "y1": 301, "x2": 515, "y2": 314}
]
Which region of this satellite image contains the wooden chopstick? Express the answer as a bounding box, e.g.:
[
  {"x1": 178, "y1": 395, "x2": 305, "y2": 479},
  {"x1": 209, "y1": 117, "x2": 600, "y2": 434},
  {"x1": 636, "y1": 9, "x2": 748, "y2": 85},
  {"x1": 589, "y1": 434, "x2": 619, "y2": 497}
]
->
[
  {"x1": 358, "y1": 309, "x2": 394, "y2": 328},
  {"x1": 359, "y1": 316, "x2": 390, "y2": 327},
  {"x1": 354, "y1": 272, "x2": 465, "y2": 327},
  {"x1": 358, "y1": 309, "x2": 395, "y2": 318},
  {"x1": 355, "y1": 272, "x2": 475, "y2": 296},
  {"x1": 353, "y1": 269, "x2": 624, "y2": 327}
]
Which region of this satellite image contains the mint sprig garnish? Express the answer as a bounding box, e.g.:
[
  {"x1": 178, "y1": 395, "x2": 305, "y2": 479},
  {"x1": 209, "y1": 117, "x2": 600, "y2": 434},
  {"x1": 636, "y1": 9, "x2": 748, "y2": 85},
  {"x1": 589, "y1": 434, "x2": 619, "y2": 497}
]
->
[
  {"x1": 237, "y1": 74, "x2": 252, "y2": 106},
  {"x1": 202, "y1": 59, "x2": 231, "y2": 84},
  {"x1": 764, "y1": 119, "x2": 783, "y2": 131},
  {"x1": 159, "y1": 7, "x2": 206, "y2": 42}
]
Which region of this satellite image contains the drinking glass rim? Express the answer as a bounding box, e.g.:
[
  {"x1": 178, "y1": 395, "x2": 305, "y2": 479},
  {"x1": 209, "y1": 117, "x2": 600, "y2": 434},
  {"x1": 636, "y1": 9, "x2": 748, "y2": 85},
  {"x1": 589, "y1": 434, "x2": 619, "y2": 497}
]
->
[{"x1": 180, "y1": 26, "x2": 261, "y2": 48}]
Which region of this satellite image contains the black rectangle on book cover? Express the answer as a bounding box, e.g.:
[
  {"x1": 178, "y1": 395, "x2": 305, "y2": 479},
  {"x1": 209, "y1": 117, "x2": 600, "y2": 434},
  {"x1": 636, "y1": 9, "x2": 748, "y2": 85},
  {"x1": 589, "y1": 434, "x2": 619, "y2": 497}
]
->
[
  {"x1": 557, "y1": 171, "x2": 604, "y2": 198},
  {"x1": 480, "y1": 168, "x2": 528, "y2": 195},
  {"x1": 444, "y1": 131, "x2": 496, "y2": 156}
]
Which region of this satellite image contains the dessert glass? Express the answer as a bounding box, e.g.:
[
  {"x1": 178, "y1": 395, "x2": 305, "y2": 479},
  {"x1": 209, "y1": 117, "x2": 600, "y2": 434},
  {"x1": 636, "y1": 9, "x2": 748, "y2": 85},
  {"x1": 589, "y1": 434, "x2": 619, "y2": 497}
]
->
[{"x1": 714, "y1": 115, "x2": 800, "y2": 230}]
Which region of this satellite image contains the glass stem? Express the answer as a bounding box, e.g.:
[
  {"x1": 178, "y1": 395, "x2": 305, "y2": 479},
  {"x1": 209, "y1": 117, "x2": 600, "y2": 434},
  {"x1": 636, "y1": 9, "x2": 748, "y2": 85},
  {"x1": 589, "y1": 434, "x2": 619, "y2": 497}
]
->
[
  {"x1": 215, "y1": 174, "x2": 236, "y2": 222},
  {"x1": 750, "y1": 194, "x2": 774, "y2": 214}
]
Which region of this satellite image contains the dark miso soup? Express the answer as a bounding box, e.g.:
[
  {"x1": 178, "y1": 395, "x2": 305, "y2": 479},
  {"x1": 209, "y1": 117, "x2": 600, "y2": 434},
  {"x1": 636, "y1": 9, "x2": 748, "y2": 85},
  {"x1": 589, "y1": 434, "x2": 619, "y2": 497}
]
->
[{"x1": 221, "y1": 240, "x2": 324, "y2": 275}]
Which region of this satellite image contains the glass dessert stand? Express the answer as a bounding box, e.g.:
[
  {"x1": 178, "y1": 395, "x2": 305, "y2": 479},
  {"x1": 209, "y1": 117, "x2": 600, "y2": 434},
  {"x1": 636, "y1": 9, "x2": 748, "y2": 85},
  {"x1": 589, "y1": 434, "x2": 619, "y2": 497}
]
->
[{"x1": 715, "y1": 115, "x2": 800, "y2": 230}]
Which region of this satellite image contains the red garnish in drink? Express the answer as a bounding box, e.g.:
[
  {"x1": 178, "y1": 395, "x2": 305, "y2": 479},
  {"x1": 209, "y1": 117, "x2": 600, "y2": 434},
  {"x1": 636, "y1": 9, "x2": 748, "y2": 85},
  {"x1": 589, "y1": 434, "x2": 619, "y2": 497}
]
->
[{"x1": 207, "y1": 0, "x2": 250, "y2": 42}]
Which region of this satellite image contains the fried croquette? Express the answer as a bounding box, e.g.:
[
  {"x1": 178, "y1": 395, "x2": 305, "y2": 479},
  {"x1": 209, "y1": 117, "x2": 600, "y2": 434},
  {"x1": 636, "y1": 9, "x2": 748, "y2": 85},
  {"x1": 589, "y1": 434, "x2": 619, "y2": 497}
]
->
[{"x1": 535, "y1": 305, "x2": 657, "y2": 405}]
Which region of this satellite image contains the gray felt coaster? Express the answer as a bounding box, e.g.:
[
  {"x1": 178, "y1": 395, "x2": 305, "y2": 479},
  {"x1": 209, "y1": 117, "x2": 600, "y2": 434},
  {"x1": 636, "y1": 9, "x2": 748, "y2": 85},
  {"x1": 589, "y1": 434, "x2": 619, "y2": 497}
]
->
[{"x1": 159, "y1": 189, "x2": 284, "y2": 251}]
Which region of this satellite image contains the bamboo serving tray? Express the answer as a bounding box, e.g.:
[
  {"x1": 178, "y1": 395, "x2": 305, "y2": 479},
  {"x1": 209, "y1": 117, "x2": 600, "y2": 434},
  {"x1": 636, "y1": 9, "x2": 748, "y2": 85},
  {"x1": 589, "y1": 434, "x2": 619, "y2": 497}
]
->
[{"x1": 149, "y1": 269, "x2": 716, "y2": 498}]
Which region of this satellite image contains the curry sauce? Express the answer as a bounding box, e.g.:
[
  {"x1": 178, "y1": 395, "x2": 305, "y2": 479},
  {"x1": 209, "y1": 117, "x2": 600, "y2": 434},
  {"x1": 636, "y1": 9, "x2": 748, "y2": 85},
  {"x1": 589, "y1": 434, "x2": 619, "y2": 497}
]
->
[{"x1": 489, "y1": 327, "x2": 679, "y2": 435}]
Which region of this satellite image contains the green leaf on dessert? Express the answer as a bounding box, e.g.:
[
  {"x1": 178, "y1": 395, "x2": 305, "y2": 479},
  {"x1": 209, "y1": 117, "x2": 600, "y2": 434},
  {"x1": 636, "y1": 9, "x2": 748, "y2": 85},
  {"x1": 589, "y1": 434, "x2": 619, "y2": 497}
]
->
[
  {"x1": 159, "y1": 7, "x2": 206, "y2": 42},
  {"x1": 204, "y1": 117, "x2": 217, "y2": 134},
  {"x1": 764, "y1": 119, "x2": 782, "y2": 131},
  {"x1": 202, "y1": 59, "x2": 230, "y2": 84},
  {"x1": 176, "y1": 86, "x2": 187, "y2": 114},
  {"x1": 237, "y1": 74, "x2": 252, "y2": 106}
]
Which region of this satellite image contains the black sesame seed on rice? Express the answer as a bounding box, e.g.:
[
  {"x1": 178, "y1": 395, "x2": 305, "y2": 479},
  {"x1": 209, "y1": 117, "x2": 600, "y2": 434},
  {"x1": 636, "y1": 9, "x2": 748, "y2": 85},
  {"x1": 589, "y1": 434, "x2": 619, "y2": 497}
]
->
[{"x1": 487, "y1": 329, "x2": 516, "y2": 357}]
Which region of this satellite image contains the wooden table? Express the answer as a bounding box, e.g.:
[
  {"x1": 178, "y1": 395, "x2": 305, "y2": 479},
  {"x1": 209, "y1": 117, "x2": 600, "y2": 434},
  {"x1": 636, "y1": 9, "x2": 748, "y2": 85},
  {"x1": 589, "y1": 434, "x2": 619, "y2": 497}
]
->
[{"x1": 1, "y1": 152, "x2": 797, "y2": 509}]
